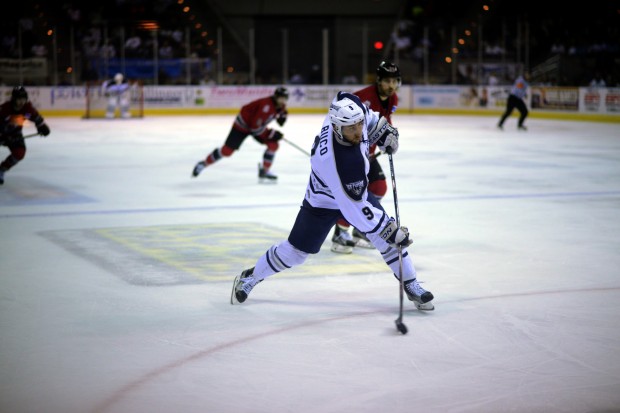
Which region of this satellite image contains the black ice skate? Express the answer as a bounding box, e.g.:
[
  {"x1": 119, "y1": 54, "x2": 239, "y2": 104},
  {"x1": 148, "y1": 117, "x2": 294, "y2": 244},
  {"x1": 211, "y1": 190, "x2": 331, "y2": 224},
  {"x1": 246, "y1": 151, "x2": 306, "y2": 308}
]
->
[
  {"x1": 404, "y1": 279, "x2": 435, "y2": 311},
  {"x1": 352, "y1": 227, "x2": 375, "y2": 249},
  {"x1": 231, "y1": 267, "x2": 261, "y2": 304},
  {"x1": 330, "y1": 226, "x2": 356, "y2": 254},
  {"x1": 192, "y1": 161, "x2": 206, "y2": 177},
  {"x1": 258, "y1": 163, "x2": 278, "y2": 182}
]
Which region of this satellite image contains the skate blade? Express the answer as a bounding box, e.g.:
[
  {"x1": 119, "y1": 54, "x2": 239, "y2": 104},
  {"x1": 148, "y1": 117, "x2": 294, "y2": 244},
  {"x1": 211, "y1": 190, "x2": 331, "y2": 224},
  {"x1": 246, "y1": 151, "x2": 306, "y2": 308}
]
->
[
  {"x1": 353, "y1": 238, "x2": 375, "y2": 249},
  {"x1": 330, "y1": 244, "x2": 353, "y2": 254},
  {"x1": 230, "y1": 275, "x2": 241, "y2": 305},
  {"x1": 415, "y1": 302, "x2": 435, "y2": 311},
  {"x1": 258, "y1": 178, "x2": 278, "y2": 184}
]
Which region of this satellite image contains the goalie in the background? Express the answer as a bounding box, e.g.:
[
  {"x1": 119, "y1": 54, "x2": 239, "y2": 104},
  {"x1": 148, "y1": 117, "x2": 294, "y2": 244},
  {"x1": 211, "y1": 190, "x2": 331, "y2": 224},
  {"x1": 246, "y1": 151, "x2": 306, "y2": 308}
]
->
[{"x1": 102, "y1": 73, "x2": 131, "y2": 119}]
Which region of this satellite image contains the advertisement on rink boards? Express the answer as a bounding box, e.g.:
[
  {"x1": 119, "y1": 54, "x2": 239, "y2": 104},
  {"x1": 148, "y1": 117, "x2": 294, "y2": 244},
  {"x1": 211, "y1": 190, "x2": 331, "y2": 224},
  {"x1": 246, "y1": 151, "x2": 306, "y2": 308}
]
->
[
  {"x1": 531, "y1": 87, "x2": 579, "y2": 111},
  {"x1": 580, "y1": 87, "x2": 620, "y2": 113},
  {"x1": 529, "y1": 86, "x2": 620, "y2": 113},
  {"x1": 412, "y1": 85, "x2": 509, "y2": 109},
  {"x1": 2, "y1": 85, "x2": 619, "y2": 117}
]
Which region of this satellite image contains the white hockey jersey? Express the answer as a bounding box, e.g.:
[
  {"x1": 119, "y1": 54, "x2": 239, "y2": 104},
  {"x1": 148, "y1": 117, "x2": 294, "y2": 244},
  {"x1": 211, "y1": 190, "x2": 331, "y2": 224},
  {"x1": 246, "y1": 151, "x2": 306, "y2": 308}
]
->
[
  {"x1": 305, "y1": 92, "x2": 393, "y2": 251},
  {"x1": 102, "y1": 79, "x2": 131, "y2": 96}
]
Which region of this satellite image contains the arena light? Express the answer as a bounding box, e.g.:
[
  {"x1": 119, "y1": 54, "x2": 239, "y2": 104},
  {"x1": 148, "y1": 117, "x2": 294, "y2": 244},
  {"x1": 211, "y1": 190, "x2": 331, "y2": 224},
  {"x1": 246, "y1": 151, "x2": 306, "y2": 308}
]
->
[{"x1": 136, "y1": 20, "x2": 160, "y2": 30}]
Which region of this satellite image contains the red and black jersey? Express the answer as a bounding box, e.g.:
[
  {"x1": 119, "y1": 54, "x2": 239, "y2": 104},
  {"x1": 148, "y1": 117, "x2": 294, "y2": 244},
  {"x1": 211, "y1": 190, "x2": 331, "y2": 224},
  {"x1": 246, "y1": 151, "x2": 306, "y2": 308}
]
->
[
  {"x1": 355, "y1": 84, "x2": 399, "y2": 153},
  {"x1": 354, "y1": 84, "x2": 398, "y2": 125},
  {"x1": 0, "y1": 101, "x2": 45, "y2": 138},
  {"x1": 233, "y1": 96, "x2": 286, "y2": 140}
]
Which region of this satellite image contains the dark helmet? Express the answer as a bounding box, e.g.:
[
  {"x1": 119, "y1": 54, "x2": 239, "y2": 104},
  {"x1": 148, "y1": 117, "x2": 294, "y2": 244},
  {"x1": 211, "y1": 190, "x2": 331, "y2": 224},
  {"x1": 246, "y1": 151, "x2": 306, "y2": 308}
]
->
[
  {"x1": 274, "y1": 87, "x2": 289, "y2": 99},
  {"x1": 11, "y1": 86, "x2": 28, "y2": 102},
  {"x1": 376, "y1": 61, "x2": 401, "y2": 80}
]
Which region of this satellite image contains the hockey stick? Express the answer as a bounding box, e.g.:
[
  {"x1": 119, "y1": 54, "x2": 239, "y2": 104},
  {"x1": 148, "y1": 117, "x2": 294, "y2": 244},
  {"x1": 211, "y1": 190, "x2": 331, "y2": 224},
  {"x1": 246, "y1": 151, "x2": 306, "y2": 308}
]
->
[
  {"x1": 282, "y1": 135, "x2": 383, "y2": 161},
  {"x1": 387, "y1": 149, "x2": 408, "y2": 335},
  {"x1": 282, "y1": 137, "x2": 311, "y2": 157}
]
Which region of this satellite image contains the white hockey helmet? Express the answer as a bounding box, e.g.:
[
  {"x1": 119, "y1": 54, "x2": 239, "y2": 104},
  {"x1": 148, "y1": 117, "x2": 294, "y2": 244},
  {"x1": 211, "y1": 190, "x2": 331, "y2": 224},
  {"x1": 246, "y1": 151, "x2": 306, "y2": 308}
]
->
[
  {"x1": 114, "y1": 73, "x2": 124, "y2": 83},
  {"x1": 329, "y1": 96, "x2": 365, "y2": 145}
]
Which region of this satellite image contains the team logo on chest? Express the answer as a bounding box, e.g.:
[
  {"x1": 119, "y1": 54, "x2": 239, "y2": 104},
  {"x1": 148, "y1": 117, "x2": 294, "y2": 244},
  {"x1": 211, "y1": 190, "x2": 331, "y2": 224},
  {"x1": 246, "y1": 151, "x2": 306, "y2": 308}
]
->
[{"x1": 345, "y1": 180, "x2": 365, "y2": 196}]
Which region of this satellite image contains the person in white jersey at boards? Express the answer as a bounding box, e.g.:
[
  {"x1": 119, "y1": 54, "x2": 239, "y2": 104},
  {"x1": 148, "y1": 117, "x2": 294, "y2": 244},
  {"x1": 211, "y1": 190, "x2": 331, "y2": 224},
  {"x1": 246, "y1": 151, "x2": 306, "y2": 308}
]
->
[{"x1": 102, "y1": 73, "x2": 131, "y2": 119}]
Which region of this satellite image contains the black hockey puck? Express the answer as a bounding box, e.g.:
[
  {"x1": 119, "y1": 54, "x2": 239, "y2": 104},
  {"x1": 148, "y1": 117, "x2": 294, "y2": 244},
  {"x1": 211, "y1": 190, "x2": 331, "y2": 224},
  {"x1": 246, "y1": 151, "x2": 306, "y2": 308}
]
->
[{"x1": 395, "y1": 320, "x2": 408, "y2": 335}]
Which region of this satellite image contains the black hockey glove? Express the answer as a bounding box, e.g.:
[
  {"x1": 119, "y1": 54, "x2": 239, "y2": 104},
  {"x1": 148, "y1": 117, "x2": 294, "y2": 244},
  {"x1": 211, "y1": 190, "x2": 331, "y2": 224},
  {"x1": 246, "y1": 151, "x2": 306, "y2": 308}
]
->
[
  {"x1": 276, "y1": 111, "x2": 288, "y2": 127},
  {"x1": 37, "y1": 123, "x2": 50, "y2": 137},
  {"x1": 269, "y1": 130, "x2": 284, "y2": 141}
]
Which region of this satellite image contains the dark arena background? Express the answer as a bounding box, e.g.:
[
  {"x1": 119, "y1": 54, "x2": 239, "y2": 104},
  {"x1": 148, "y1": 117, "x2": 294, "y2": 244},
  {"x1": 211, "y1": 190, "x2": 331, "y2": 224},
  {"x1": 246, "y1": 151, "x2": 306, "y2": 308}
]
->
[{"x1": 1, "y1": 2, "x2": 620, "y2": 413}]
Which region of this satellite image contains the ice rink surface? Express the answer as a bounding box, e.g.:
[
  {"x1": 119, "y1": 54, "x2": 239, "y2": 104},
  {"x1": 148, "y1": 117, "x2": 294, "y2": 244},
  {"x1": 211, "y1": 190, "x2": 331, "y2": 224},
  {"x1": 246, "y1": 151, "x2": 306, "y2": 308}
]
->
[{"x1": 1, "y1": 113, "x2": 620, "y2": 413}]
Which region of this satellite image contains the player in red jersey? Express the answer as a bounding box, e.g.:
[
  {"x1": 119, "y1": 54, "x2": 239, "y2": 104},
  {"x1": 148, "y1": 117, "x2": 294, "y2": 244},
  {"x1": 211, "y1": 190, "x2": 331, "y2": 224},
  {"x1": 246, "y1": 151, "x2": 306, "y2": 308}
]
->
[
  {"x1": 191, "y1": 87, "x2": 289, "y2": 181},
  {"x1": 0, "y1": 86, "x2": 51, "y2": 185},
  {"x1": 331, "y1": 61, "x2": 401, "y2": 253}
]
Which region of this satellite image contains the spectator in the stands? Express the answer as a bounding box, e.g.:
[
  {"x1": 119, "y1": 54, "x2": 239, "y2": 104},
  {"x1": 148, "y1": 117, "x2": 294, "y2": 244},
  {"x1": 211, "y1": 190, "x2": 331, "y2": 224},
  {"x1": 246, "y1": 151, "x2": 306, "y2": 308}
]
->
[{"x1": 589, "y1": 71, "x2": 606, "y2": 87}]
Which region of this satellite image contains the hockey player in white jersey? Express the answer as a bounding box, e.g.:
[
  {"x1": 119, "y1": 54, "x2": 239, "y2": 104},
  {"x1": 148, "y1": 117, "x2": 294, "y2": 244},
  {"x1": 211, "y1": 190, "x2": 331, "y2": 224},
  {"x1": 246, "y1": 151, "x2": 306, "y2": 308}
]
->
[
  {"x1": 102, "y1": 73, "x2": 131, "y2": 119},
  {"x1": 231, "y1": 91, "x2": 434, "y2": 310}
]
